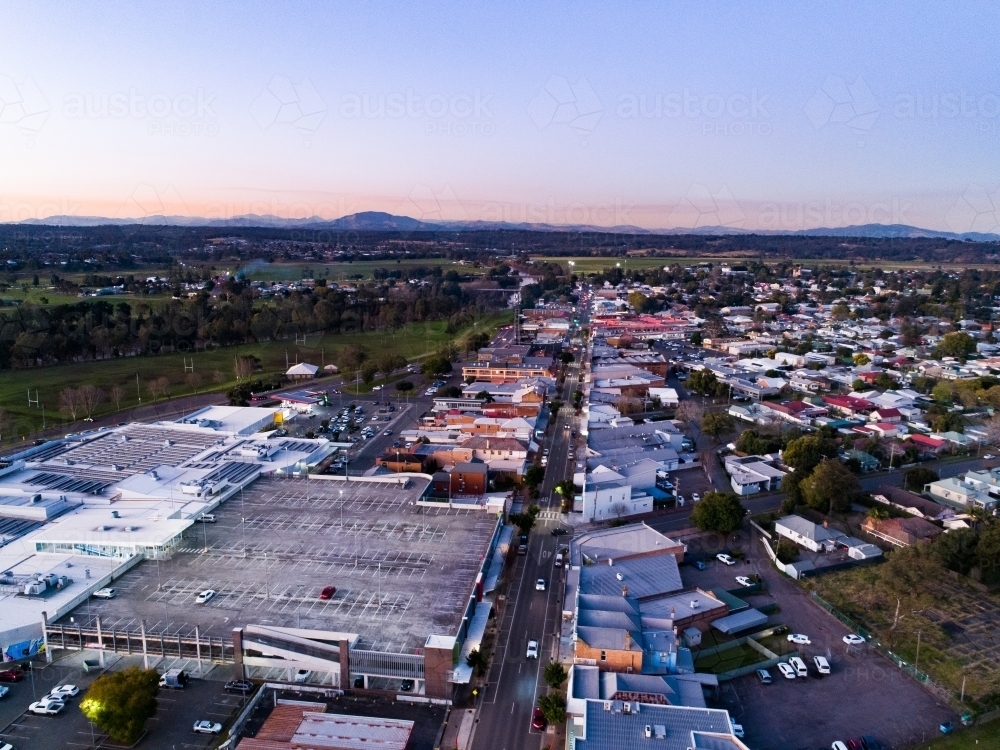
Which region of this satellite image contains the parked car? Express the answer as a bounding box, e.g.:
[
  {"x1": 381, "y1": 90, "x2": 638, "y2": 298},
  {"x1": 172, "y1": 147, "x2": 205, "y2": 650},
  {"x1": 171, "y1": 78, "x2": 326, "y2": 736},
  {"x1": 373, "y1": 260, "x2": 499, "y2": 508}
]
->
[
  {"x1": 193, "y1": 720, "x2": 223, "y2": 734},
  {"x1": 319, "y1": 585, "x2": 337, "y2": 600},
  {"x1": 195, "y1": 589, "x2": 216, "y2": 604},
  {"x1": 843, "y1": 634, "x2": 865, "y2": 645},
  {"x1": 846, "y1": 739, "x2": 864, "y2": 750},
  {"x1": 730, "y1": 720, "x2": 744, "y2": 739},
  {"x1": 526, "y1": 640, "x2": 539, "y2": 659},
  {"x1": 0, "y1": 669, "x2": 24, "y2": 683},
  {"x1": 755, "y1": 668, "x2": 771, "y2": 684},
  {"x1": 735, "y1": 576, "x2": 752, "y2": 586},
  {"x1": 693, "y1": 560, "x2": 707, "y2": 570},
  {"x1": 92, "y1": 587, "x2": 116, "y2": 599},
  {"x1": 550, "y1": 527, "x2": 569, "y2": 536},
  {"x1": 788, "y1": 656, "x2": 808, "y2": 677},
  {"x1": 28, "y1": 698, "x2": 64, "y2": 715},
  {"x1": 0, "y1": 685, "x2": 9, "y2": 699},
  {"x1": 48, "y1": 684, "x2": 79, "y2": 700},
  {"x1": 814, "y1": 655, "x2": 831, "y2": 675},
  {"x1": 225, "y1": 680, "x2": 254, "y2": 694},
  {"x1": 535, "y1": 579, "x2": 546, "y2": 591},
  {"x1": 939, "y1": 722, "x2": 954, "y2": 734},
  {"x1": 692, "y1": 493, "x2": 701, "y2": 503},
  {"x1": 531, "y1": 707, "x2": 547, "y2": 730},
  {"x1": 400, "y1": 679, "x2": 414, "y2": 692},
  {"x1": 776, "y1": 662, "x2": 796, "y2": 679},
  {"x1": 787, "y1": 633, "x2": 811, "y2": 645},
  {"x1": 294, "y1": 669, "x2": 312, "y2": 683},
  {"x1": 860, "y1": 735, "x2": 883, "y2": 750},
  {"x1": 716, "y1": 553, "x2": 736, "y2": 566},
  {"x1": 832, "y1": 742, "x2": 849, "y2": 750}
]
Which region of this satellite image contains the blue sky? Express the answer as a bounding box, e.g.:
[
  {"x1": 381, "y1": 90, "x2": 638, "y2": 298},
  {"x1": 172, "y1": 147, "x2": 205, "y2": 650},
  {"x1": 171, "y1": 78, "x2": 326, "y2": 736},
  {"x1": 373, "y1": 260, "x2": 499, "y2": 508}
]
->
[{"x1": 1, "y1": 1, "x2": 998, "y2": 232}]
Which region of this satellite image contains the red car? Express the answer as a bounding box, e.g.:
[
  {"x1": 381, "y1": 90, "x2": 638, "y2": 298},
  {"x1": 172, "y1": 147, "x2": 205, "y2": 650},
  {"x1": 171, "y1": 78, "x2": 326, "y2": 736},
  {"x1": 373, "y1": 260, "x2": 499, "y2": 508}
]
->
[
  {"x1": 0, "y1": 669, "x2": 25, "y2": 682},
  {"x1": 319, "y1": 586, "x2": 337, "y2": 600},
  {"x1": 531, "y1": 708, "x2": 547, "y2": 731}
]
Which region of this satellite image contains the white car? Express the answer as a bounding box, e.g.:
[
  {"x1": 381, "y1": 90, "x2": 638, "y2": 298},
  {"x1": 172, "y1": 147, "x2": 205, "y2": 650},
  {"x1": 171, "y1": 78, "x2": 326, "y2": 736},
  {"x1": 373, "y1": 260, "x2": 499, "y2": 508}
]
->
[
  {"x1": 730, "y1": 720, "x2": 744, "y2": 739},
  {"x1": 832, "y1": 742, "x2": 849, "y2": 750},
  {"x1": 0, "y1": 686, "x2": 9, "y2": 699},
  {"x1": 195, "y1": 589, "x2": 216, "y2": 604},
  {"x1": 49, "y1": 684, "x2": 79, "y2": 699},
  {"x1": 92, "y1": 587, "x2": 116, "y2": 599},
  {"x1": 526, "y1": 640, "x2": 539, "y2": 659},
  {"x1": 535, "y1": 579, "x2": 546, "y2": 591},
  {"x1": 716, "y1": 553, "x2": 736, "y2": 566},
  {"x1": 814, "y1": 655, "x2": 831, "y2": 675},
  {"x1": 787, "y1": 633, "x2": 811, "y2": 645},
  {"x1": 984, "y1": 454, "x2": 995, "y2": 460},
  {"x1": 294, "y1": 669, "x2": 312, "y2": 683},
  {"x1": 843, "y1": 634, "x2": 866, "y2": 646},
  {"x1": 193, "y1": 720, "x2": 223, "y2": 734},
  {"x1": 776, "y1": 662, "x2": 796, "y2": 679},
  {"x1": 29, "y1": 698, "x2": 64, "y2": 715},
  {"x1": 735, "y1": 576, "x2": 753, "y2": 587},
  {"x1": 692, "y1": 493, "x2": 701, "y2": 503}
]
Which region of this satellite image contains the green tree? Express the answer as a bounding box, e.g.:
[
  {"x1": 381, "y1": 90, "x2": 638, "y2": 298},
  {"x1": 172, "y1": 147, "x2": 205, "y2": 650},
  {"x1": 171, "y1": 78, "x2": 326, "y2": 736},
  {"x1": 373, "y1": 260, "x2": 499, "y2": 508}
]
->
[
  {"x1": 934, "y1": 527, "x2": 979, "y2": 575},
  {"x1": 931, "y1": 381, "x2": 955, "y2": 404},
  {"x1": 932, "y1": 412, "x2": 965, "y2": 434},
  {"x1": 700, "y1": 411, "x2": 735, "y2": 443},
  {"x1": 628, "y1": 291, "x2": 653, "y2": 314},
  {"x1": 560, "y1": 351, "x2": 575, "y2": 364},
  {"x1": 509, "y1": 512, "x2": 535, "y2": 535},
  {"x1": 690, "y1": 330, "x2": 703, "y2": 346},
  {"x1": 782, "y1": 435, "x2": 830, "y2": 473},
  {"x1": 934, "y1": 331, "x2": 977, "y2": 362},
  {"x1": 360, "y1": 361, "x2": 379, "y2": 387},
  {"x1": 853, "y1": 352, "x2": 870, "y2": 366},
  {"x1": 79, "y1": 667, "x2": 159, "y2": 745},
  {"x1": 800, "y1": 459, "x2": 859, "y2": 514},
  {"x1": 524, "y1": 464, "x2": 545, "y2": 489},
  {"x1": 690, "y1": 491, "x2": 746, "y2": 533},
  {"x1": 466, "y1": 648, "x2": 488, "y2": 676},
  {"x1": 544, "y1": 662, "x2": 568, "y2": 689},
  {"x1": 775, "y1": 539, "x2": 799, "y2": 563},
  {"x1": 538, "y1": 693, "x2": 567, "y2": 725},
  {"x1": 421, "y1": 356, "x2": 453, "y2": 375},
  {"x1": 904, "y1": 466, "x2": 938, "y2": 492},
  {"x1": 395, "y1": 380, "x2": 414, "y2": 393}
]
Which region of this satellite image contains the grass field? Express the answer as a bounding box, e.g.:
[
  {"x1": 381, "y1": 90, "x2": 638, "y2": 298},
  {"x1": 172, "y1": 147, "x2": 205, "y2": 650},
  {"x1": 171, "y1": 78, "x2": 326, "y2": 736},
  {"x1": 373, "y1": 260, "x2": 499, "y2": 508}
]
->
[
  {"x1": 0, "y1": 312, "x2": 509, "y2": 444},
  {"x1": 915, "y1": 719, "x2": 1000, "y2": 748},
  {"x1": 233, "y1": 257, "x2": 476, "y2": 282},
  {"x1": 694, "y1": 642, "x2": 765, "y2": 675}
]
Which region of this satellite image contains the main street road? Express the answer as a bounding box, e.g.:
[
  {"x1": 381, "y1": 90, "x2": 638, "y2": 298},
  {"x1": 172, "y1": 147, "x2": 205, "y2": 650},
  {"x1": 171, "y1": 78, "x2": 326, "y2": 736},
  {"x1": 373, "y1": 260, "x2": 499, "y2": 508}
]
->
[{"x1": 470, "y1": 353, "x2": 582, "y2": 750}]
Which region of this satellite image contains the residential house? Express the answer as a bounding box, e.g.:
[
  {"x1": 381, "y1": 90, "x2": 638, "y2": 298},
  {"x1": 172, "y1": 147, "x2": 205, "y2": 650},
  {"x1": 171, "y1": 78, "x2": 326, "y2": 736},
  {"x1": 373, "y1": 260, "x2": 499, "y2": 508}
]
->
[
  {"x1": 723, "y1": 455, "x2": 787, "y2": 495},
  {"x1": 862, "y1": 516, "x2": 942, "y2": 547}
]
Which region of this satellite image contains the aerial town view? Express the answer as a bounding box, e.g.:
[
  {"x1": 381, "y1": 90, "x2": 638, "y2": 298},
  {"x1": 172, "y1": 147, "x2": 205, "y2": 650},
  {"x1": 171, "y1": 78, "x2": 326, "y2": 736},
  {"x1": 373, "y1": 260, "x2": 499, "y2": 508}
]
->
[{"x1": 1, "y1": 3, "x2": 999, "y2": 750}]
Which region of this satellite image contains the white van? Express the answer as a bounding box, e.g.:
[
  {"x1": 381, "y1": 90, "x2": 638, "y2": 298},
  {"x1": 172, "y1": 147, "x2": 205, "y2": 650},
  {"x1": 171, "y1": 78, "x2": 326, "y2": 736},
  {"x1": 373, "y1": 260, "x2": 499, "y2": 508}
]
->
[
  {"x1": 554, "y1": 552, "x2": 564, "y2": 568},
  {"x1": 788, "y1": 656, "x2": 808, "y2": 677}
]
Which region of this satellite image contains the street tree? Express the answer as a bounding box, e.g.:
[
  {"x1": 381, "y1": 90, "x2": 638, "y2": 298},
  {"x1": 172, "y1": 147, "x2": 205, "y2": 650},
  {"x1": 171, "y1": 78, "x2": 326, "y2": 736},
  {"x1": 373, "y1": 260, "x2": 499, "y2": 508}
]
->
[
  {"x1": 800, "y1": 458, "x2": 859, "y2": 514},
  {"x1": 110, "y1": 383, "x2": 125, "y2": 411},
  {"x1": 524, "y1": 464, "x2": 545, "y2": 489},
  {"x1": 700, "y1": 411, "x2": 734, "y2": 443},
  {"x1": 538, "y1": 693, "x2": 567, "y2": 725},
  {"x1": 690, "y1": 491, "x2": 746, "y2": 533},
  {"x1": 904, "y1": 466, "x2": 938, "y2": 492},
  {"x1": 79, "y1": 666, "x2": 159, "y2": 745},
  {"x1": 233, "y1": 355, "x2": 255, "y2": 381},
  {"x1": 544, "y1": 662, "x2": 568, "y2": 689},
  {"x1": 360, "y1": 362, "x2": 379, "y2": 387},
  {"x1": 782, "y1": 435, "x2": 830, "y2": 473},
  {"x1": 395, "y1": 380, "x2": 414, "y2": 393}
]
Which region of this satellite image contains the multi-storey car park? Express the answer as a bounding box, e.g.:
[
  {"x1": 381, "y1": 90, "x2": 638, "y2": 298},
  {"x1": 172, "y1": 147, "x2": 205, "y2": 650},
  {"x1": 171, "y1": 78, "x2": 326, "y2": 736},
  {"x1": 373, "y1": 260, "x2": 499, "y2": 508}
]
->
[{"x1": 0, "y1": 406, "x2": 503, "y2": 700}]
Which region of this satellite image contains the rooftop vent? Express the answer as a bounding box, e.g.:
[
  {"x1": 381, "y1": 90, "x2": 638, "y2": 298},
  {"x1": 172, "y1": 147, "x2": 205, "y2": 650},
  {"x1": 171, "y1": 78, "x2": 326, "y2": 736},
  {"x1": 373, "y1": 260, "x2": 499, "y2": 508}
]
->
[
  {"x1": 689, "y1": 600, "x2": 699, "y2": 609},
  {"x1": 616, "y1": 572, "x2": 623, "y2": 581},
  {"x1": 111, "y1": 510, "x2": 120, "y2": 518},
  {"x1": 31, "y1": 494, "x2": 41, "y2": 504}
]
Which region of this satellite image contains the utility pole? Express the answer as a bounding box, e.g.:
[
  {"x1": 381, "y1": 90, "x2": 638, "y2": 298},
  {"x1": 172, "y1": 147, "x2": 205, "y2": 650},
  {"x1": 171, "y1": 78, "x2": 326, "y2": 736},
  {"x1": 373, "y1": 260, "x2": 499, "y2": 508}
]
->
[{"x1": 136, "y1": 372, "x2": 141, "y2": 403}]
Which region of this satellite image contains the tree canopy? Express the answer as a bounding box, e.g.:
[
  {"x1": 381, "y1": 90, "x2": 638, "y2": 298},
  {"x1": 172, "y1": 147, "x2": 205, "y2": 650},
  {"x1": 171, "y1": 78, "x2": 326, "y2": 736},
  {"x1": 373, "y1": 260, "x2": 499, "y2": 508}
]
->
[
  {"x1": 690, "y1": 491, "x2": 746, "y2": 533},
  {"x1": 799, "y1": 458, "x2": 859, "y2": 514},
  {"x1": 79, "y1": 667, "x2": 159, "y2": 745}
]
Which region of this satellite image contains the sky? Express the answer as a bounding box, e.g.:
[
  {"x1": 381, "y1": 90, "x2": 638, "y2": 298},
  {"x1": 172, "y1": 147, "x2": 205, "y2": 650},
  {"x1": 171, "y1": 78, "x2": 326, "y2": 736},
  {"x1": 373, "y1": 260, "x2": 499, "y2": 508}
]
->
[{"x1": 1, "y1": 1, "x2": 999, "y2": 233}]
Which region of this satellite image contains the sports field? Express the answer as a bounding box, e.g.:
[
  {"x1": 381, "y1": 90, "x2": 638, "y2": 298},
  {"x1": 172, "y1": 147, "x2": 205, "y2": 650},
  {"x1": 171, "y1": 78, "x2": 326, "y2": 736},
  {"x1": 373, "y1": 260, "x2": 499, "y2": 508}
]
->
[{"x1": 0, "y1": 312, "x2": 509, "y2": 445}]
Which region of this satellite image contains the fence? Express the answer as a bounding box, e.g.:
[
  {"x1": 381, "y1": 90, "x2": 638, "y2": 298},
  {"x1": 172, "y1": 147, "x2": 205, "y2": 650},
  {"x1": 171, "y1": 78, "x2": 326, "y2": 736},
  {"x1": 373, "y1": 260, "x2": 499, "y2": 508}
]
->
[
  {"x1": 808, "y1": 591, "x2": 956, "y2": 705},
  {"x1": 695, "y1": 628, "x2": 793, "y2": 682}
]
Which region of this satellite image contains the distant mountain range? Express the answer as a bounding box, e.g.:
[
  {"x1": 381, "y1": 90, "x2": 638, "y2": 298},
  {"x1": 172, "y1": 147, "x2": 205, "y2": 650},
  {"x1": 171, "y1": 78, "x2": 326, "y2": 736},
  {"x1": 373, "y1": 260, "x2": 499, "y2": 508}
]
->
[{"x1": 11, "y1": 211, "x2": 1000, "y2": 241}]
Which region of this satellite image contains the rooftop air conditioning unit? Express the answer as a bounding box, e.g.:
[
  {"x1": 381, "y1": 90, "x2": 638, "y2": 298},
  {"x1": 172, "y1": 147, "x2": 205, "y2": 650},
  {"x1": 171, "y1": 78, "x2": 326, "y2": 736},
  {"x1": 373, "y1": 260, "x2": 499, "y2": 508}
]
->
[
  {"x1": 603, "y1": 701, "x2": 612, "y2": 712},
  {"x1": 690, "y1": 600, "x2": 699, "y2": 609},
  {"x1": 111, "y1": 510, "x2": 120, "y2": 518},
  {"x1": 616, "y1": 573, "x2": 623, "y2": 581},
  {"x1": 31, "y1": 494, "x2": 41, "y2": 503}
]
